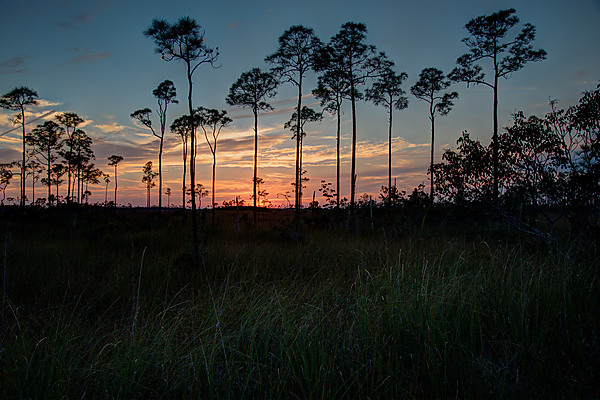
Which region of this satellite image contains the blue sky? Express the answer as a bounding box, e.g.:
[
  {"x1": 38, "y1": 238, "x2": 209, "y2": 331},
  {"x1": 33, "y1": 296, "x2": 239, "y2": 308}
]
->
[{"x1": 1, "y1": 0, "x2": 599, "y2": 206}]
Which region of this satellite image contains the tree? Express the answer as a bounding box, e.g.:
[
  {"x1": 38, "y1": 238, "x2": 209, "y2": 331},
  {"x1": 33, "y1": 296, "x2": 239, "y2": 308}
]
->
[
  {"x1": 61, "y1": 129, "x2": 94, "y2": 204},
  {"x1": 0, "y1": 87, "x2": 38, "y2": 207},
  {"x1": 131, "y1": 80, "x2": 177, "y2": 215},
  {"x1": 410, "y1": 67, "x2": 459, "y2": 203},
  {"x1": 366, "y1": 68, "x2": 409, "y2": 203},
  {"x1": 165, "y1": 187, "x2": 171, "y2": 208},
  {"x1": 449, "y1": 8, "x2": 546, "y2": 200},
  {"x1": 196, "y1": 107, "x2": 232, "y2": 231},
  {"x1": 142, "y1": 161, "x2": 158, "y2": 208},
  {"x1": 145, "y1": 16, "x2": 219, "y2": 257},
  {"x1": 226, "y1": 67, "x2": 278, "y2": 226},
  {"x1": 186, "y1": 183, "x2": 209, "y2": 207},
  {"x1": 81, "y1": 164, "x2": 103, "y2": 204},
  {"x1": 312, "y1": 50, "x2": 353, "y2": 208},
  {"x1": 326, "y1": 22, "x2": 392, "y2": 228},
  {"x1": 170, "y1": 115, "x2": 196, "y2": 209},
  {"x1": 0, "y1": 163, "x2": 15, "y2": 205},
  {"x1": 108, "y1": 155, "x2": 124, "y2": 205},
  {"x1": 265, "y1": 25, "x2": 322, "y2": 212},
  {"x1": 103, "y1": 174, "x2": 110, "y2": 205},
  {"x1": 27, "y1": 121, "x2": 65, "y2": 205},
  {"x1": 284, "y1": 106, "x2": 323, "y2": 206},
  {"x1": 55, "y1": 112, "x2": 85, "y2": 203}
]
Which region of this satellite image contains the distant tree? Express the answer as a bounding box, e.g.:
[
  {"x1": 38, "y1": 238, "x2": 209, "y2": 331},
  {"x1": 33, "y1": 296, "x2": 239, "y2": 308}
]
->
[
  {"x1": 165, "y1": 187, "x2": 171, "y2": 208},
  {"x1": 170, "y1": 115, "x2": 193, "y2": 208},
  {"x1": 81, "y1": 164, "x2": 103, "y2": 204},
  {"x1": 411, "y1": 67, "x2": 459, "y2": 203},
  {"x1": 50, "y1": 164, "x2": 66, "y2": 204},
  {"x1": 0, "y1": 87, "x2": 38, "y2": 207},
  {"x1": 108, "y1": 155, "x2": 124, "y2": 205},
  {"x1": 312, "y1": 49, "x2": 353, "y2": 208},
  {"x1": 327, "y1": 22, "x2": 392, "y2": 227},
  {"x1": 284, "y1": 106, "x2": 323, "y2": 206},
  {"x1": 25, "y1": 159, "x2": 43, "y2": 205},
  {"x1": 145, "y1": 16, "x2": 219, "y2": 256},
  {"x1": 186, "y1": 183, "x2": 209, "y2": 208},
  {"x1": 196, "y1": 107, "x2": 232, "y2": 230},
  {"x1": 55, "y1": 112, "x2": 85, "y2": 203},
  {"x1": 103, "y1": 173, "x2": 110, "y2": 205},
  {"x1": 142, "y1": 161, "x2": 158, "y2": 208},
  {"x1": 131, "y1": 80, "x2": 177, "y2": 215},
  {"x1": 27, "y1": 121, "x2": 64, "y2": 205},
  {"x1": 366, "y1": 68, "x2": 409, "y2": 203},
  {"x1": 449, "y1": 8, "x2": 547, "y2": 200},
  {"x1": 265, "y1": 25, "x2": 322, "y2": 212},
  {"x1": 0, "y1": 163, "x2": 15, "y2": 205},
  {"x1": 226, "y1": 67, "x2": 278, "y2": 226},
  {"x1": 61, "y1": 129, "x2": 94, "y2": 204}
]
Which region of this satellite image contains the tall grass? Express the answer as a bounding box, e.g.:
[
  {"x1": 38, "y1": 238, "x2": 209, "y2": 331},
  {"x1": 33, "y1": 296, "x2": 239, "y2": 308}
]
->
[{"x1": 0, "y1": 207, "x2": 598, "y2": 398}]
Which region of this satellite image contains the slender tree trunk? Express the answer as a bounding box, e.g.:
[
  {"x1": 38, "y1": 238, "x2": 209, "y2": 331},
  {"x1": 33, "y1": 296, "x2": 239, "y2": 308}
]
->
[
  {"x1": 105, "y1": 183, "x2": 108, "y2": 205},
  {"x1": 388, "y1": 103, "x2": 393, "y2": 204},
  {"x1": 429, "y1": 108, "x2": 435, "y2": 205},
  {"x1": 349, "y1": 78, "x2": 357, "y2": 232},
  {"x1": 113, "y1": 165, "x2": 118, "y2": 205},
  {"x1": 187, "y1": 64, "x2": 199, "y2": 259},
  {"x1": 158, "y1": 138, "x2": 163, "y2": 216},
  {"x1": 20, "y1": 107, "x2": 25, "y2": 207},
  {"x1": 182, "y1": 146, "x2": 187, "y2": 209},
  {"x1": 336, "y1": 105, "x2": 341, "y2": 208},
  {"x1": 212, "y1": 151, "x2": 216, "y2": 232},
  {"x1": 295, "y1": 79, "x2": 303, "y2": 211},
  {"x1": 493, "y1": 56, "x2": 499, "y2": 201},
  {"x1": 253, "y1": 108, "x2": 258, "y2": 228},
  {"x1": 47, "y1": 149, "x2": 52, "y2": 205}
]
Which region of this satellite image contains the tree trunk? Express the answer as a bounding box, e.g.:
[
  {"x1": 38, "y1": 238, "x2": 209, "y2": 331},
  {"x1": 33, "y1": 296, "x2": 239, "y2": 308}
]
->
[
  {"x1": 20, "y1": 107, "x2": 25, "y2": 207},
  {"x1": 253, "y1": 108, "x2": 258, "y2": 228},
  {"x1": 114, "y1": 165, "x2": 118, "y2": 205},
  {"x1": 158, "y1": 138, "x2": 163, "y2": 216},
  {"x1": 388, "y1": 101, "x2": 393, "y2": 204},
  {"x1": 336, "y1": 104, "x2": 341, "y2": 208},
  {"x1": 212, "y1": 151, "x2": 216, "y2": 232},
  {"x1": 187, "y1": 63, "x2": 199, "y2": 259},
  {"x1": 349, "y1": 77, "x2": 357, "y2": 232},
  {"x1": 295, "y1": 78, "x2": 303, "y2": 211},
  {"x1": 430, "y1": 108, "x2": 435, "y2": 205},
  {"x1": 493, "y1": 56, "x2": 499, "y2": 201}
]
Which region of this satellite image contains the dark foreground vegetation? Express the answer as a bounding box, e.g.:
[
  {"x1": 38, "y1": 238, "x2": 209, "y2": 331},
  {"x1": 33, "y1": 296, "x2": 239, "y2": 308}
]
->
[{"x1": 0, "y1": 205, "x2": 598, "y2": 399}]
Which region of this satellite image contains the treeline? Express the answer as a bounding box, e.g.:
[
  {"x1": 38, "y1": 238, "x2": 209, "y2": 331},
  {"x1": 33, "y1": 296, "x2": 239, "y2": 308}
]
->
[{"x1": 1, "y1": 8, "x2": 598, "y2": 236}]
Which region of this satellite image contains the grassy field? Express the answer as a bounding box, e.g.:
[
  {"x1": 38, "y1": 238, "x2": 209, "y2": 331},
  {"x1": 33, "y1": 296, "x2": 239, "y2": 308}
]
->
[{"x1": 0, "y1": 205, "x2": 598, "y2": 398}]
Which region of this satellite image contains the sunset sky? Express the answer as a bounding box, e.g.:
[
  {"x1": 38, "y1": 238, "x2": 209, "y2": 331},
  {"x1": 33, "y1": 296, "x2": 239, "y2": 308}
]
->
[{"x1": 1, "y1": 0, "x2": 599, "y2": 207}]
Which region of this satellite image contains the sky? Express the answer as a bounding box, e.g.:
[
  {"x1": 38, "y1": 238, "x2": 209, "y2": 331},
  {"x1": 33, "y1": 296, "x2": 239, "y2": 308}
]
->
[{"x1": 1, "y1": 0, "x2": 599, "y2": 207}]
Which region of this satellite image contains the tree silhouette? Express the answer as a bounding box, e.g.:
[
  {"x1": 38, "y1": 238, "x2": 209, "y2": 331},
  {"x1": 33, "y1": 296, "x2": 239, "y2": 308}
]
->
[
  {"x1": 55, "y1": 112, "x2": 85, "y2": 204},
  {"x1": 81, "y1": 163, "x2": 103, "y2": 204},
  {"x1": 327, "y1": 22, "x2": 391, "y2": 228},
  {"x1": 284, "y1": 106, "x2": 323, "y2": 206},
  {"x1": 108, "y1": 155, "x2": 123, "y2": 205},
  {"x1": 0, "y1": 163, "x2": 14, "y2": 205},
  {"x1": 312, "y1": 49, "x2": 353, "y2": 208},
  {"x1": 365, "y1": 68, "x2": 409, "y2": 204},
  {"x1": 449, "y1": 8, "x2": 546, "y2": 200},
  {"x1": 145, "y1": 16, "x2": 219, "y2": 257},
  {"x1": 196, "y1": 107, "x2": 232, "y2": 231},
  {"x1": 226, "y1": 67, "x2": 278, "y2": 227},
  {"x1": 142, "y1": 161, "x2": 158, "y2": 208},
  {"x1": 131, "y1": 80, "x2": 177, "y2": 215},
  {"x1": 165, "y1": 187, "x2": 171, "y2": 208},
  {"x1": 103, "y1": 173, "x2": 110, "y2": 205},
  {"x1": 170, "y1": 114, "x2": 201, "y2": 209},
  {"x1": 26, "y1": 120, "x2": 64, "y2": 205},
  {"x1": 61, "y1": 129, "x2": 94, "y2": 204},
  {"x1": 0, "y1": 87, "x2": 38, "y2": 207},
  {"x1": 265, "y1": 25, "x2": 322, "y2": 212},
  {"x1": 410, "y1": 67, "x2": 458, "y2": 203}
]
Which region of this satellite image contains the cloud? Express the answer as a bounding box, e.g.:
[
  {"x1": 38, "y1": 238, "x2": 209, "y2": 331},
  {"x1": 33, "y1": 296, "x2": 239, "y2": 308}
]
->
[
  {"x1": 0, "y1": 55, "x2": 31, "y2": 74},
  {"x1": 61, "y1": 52, "x2": 110, "y2": 65},
  {"x1": 57, "y1": 0, "x2": 113, "y2": 28}
]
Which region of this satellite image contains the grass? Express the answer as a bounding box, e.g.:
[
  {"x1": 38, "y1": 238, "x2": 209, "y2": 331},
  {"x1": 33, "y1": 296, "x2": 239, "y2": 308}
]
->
[{"x1": 0, "y1": 205, "x2": 598, "y2": 398}]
